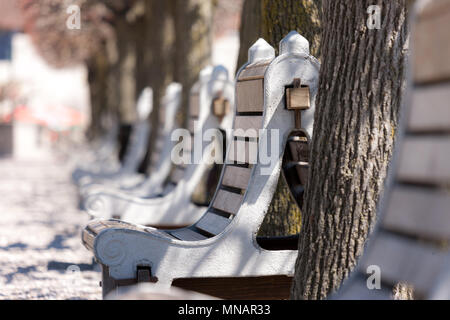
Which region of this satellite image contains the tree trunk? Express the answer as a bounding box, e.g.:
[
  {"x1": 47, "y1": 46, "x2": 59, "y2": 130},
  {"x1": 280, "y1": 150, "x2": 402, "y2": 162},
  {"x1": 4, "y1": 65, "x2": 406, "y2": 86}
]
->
[
  {"x1": 86, "y1": 49, "x2": 109, "y2": 140},
  {"x1": 236, "y1": 0, "x2": 262, "y2": 69},
  {"x1": 164, "y1": 0, "x2": 214, "y2": 193},
  {"x1": 138, "y1": 0, "x2": 176, "y2": 173},
  {"x1": 238, "y1": 0, "x2": 320, "y2": 237},
  {"x1": 291, "y1": 0, "x2": 409, "y2": 300},
  {"x1": 172, "y1": 0, "x2": 213, "y2": 126},
  {"x1": 114, "y1": 15, "x2": 138, "y2": 125},
  {"x1": 261, "y1": 0, "x2": 321, "y2": 57}
]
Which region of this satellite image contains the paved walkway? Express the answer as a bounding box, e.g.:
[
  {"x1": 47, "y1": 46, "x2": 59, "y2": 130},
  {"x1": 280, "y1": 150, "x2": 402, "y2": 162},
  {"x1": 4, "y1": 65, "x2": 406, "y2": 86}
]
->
[{"x1": 0, "y1": 155, "x2": 101, "y2": 299}]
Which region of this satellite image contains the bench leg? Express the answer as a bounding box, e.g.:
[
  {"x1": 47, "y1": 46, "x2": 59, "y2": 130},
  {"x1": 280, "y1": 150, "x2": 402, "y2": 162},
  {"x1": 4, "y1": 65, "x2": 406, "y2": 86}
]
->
[
  {"x1": 101, "y1": 265, "x2": 158, "y2": 299},
  {"x1": 101, "y1": 265, "x2": 118, "y2": 298}
]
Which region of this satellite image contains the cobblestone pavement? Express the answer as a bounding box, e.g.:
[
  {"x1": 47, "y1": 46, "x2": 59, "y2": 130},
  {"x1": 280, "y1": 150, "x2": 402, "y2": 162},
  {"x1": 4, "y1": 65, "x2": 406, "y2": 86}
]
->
[{"x1": 0, "y1": 155, "x2": 101, "y2": 299}]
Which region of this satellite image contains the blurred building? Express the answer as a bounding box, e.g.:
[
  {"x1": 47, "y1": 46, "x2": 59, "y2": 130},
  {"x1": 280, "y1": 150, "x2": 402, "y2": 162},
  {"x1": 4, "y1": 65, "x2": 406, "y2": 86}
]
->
[{"x1": 0, "y1": 0, "x2": 89, "y2": 158}]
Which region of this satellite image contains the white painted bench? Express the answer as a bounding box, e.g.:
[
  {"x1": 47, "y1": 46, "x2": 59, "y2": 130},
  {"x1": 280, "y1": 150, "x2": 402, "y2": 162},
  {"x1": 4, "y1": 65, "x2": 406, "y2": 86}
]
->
[
  {"x1": 79, "y1": 83, "x2": 182, "y2": 201},
  {"x1": 72, "y1": 118, "x2": 120, "y2": 171},
  {"x1": 334, "y1": 0, "x2": 450, "y2": 300},
  {"x1": 73, "y1": 87, "x2": 153, "y2": 187},
  {"x1": 83, "y1": 65, "x2": 235, "y2": 227},
  {"x1": 82, "y1": 31, "x2": 320, "y2": 299}
]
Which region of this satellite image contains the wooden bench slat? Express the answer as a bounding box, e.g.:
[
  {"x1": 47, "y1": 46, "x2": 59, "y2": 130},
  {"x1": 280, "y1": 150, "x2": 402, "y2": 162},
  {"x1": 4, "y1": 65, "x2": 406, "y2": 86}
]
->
[
  {"x1": 237, "y1": 61, "x2": 271, "y2": 81},
  {"x1": 222, "y1": 166, "x2": 252, "y2": 190},
  {"x1": 236, "y1": 80, "x2": 264, "y2": 113},
  {"x1": 170, "y1": 228, "x2": 207, "y2": 241},
  {"x1": 227, "y1": 139, "x2": 258, "y2": 164},
  {"x1": 397, "y1": 137, "x2": 450, "y2": 184},
  {"x1": 413, "y1": 1, "x2": 450, "y2": 84},
  {"x1": 409, "y1": 84, "x2": 450, "y2": 132},
  {"x1": 196, "y1": 212, "x2": 232, "y2": 236},
  {"x1": 212, "y1": 189, "x2": 243, "y2": 215},
  {"x1": 189, "y1": 93, "x2": 200, "y2": 117},
  {"x1": 383, "y1": 186, "x2": 450, "y2": 240},
  {"x1": 234, "y1": 116, "x2": 262, "y2": 137},
  {"x1": 359, "y1": 232, "x2": 447, "y2": 295}
]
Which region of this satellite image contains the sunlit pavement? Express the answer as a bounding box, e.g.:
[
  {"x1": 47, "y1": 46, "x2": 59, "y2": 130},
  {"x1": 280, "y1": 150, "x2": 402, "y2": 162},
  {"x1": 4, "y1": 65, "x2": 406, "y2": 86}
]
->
[{"x1": 0, "y1": 155, "x2": 101, "y2": 299}]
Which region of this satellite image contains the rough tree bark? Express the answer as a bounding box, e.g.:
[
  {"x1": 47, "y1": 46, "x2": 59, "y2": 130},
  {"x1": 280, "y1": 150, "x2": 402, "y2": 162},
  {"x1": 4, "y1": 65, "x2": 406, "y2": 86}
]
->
[
  {"x1": 237, "y1": 0, "x2": 321, "y2": 71},
  {"x1": 236, "y1": 0, "x2": 262, "y2": 69},
  {"x1": 291, "y1": 0, "x2": 409, "y2": 300},
  {"x1": 237, "y1": 0, "x2": 321, "y2": 236}
]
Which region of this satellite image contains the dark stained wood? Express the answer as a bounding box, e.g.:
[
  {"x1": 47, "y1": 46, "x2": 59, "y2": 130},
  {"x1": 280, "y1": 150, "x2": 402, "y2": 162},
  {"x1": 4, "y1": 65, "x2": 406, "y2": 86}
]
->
[{"x1": 172, "y1": 275, "x2": 293, "y2": 300}]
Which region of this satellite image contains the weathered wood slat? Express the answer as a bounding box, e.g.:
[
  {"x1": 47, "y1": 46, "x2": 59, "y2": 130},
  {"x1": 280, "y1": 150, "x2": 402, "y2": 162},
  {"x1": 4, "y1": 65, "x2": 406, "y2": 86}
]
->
[
  {"x1": 397, "y1": 137, "x2": 450, "y2": 184},
  {"x1": 172, "y1": 275, "x2": 293, "y2": 300},
  {"x1": 286, "y1": 86, "x2": 310, "y2": 110},
  {"x1": 170, "y1": 228, "x2": 207, "y2": 241},
  {"x1": 237, "y1": 61, "x2": 271, "y2": 81},
  {"x1": 359, "y1": 232, "x2": 447, "y2": 295},
  {"x1": 409, "y1": 84, "x2": 450, "y2": 132},
  {"x1": 227, "y1": 139, "x2": 258, "y2": 164},
  {"x1": 221, "y1": 165, "x2": 252, "y2": 190},
  {"x1": 212, "y1": 189, "x2": 243, "y2": 214},
  {"x1": 234, "y1": 116, "x2": 262, "y2": 137},
  {"x1": 196, "y1": 212, "x2": 232, "y2": 235},
  {"x1": 236, "y1": 80, "x2": 264, "y2": 113},
  {"x1": 189, "y1": 94, "x2": 200, "y2": 117},
  {"x1": 383, "y1": 186, "x2": 450, "y2": 240},
  {"x1": 413, "y1": 1, "x2": 450, "y2": 83},
  {"x1": 82, "y1": 229, "x2": 95, "y2": 250}
]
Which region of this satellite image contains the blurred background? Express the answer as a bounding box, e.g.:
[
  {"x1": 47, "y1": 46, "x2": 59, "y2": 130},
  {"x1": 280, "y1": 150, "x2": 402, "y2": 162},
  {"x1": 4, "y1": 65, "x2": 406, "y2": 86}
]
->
[{"x1": 0, "y1": 0, "x2": 244, "y2": 160}]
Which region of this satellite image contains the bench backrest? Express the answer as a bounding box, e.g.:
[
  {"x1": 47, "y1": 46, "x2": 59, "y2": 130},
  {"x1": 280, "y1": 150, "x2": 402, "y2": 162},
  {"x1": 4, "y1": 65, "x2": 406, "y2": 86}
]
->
[
  {"x1": 169, "y1": 32, "x2": 320, "y2": 240},
  {"x1": 334, "y1": 0, "x2": 450, "y2": 299},
  {"x1": 165, "y1": 66, "x2": 235, "y2": 191}
]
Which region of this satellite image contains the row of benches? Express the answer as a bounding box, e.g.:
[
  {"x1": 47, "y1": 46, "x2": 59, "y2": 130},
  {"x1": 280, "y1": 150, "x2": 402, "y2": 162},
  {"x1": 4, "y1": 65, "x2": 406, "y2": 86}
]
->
[
  {"x1": 74, "y1": 31, "x2": 318, "y2": 299},
  {"x1": 74, "y1": 0, "x2": 450, "y2": 300}
]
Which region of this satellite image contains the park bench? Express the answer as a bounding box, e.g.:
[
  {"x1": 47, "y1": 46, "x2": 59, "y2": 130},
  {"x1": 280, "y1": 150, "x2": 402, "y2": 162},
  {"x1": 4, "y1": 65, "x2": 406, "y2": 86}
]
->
[
  {"x1": 334, "y1": 0, "x2": 450, "y2": 299},
  {"x1": 72, "y1": 86, "x2": 153, "y2": 186},
  {"x1": 79, "y1": 83, "x2": 182, "y2": 201},
  {"x1": 82, "y1": 31, "x2": 320, "y2": 299},
  {"x1": 83, "y1": 65, "x2": 235, "y2": 227}
]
